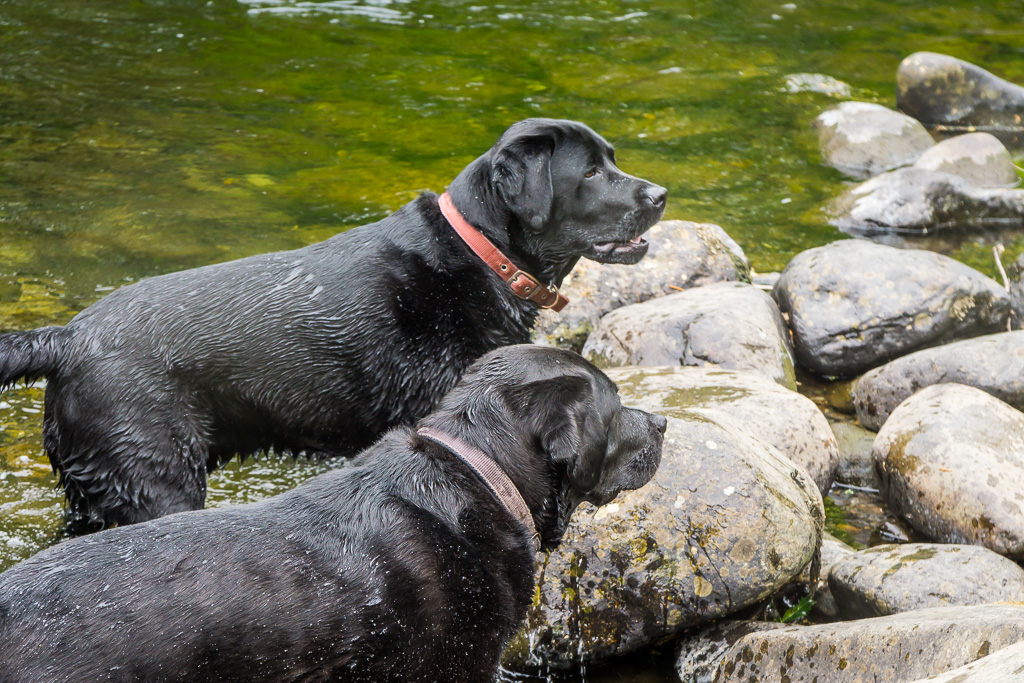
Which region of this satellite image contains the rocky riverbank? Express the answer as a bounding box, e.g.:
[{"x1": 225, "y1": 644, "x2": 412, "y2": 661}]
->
[{"x1": 509, "y1": 50, "x2": 1024, "y2": 682}]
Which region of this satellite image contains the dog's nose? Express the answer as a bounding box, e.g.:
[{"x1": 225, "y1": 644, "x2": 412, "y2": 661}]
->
[
  {"x1": 644, "y1": 184, "x2": 667, "y2": 210},
  {"x1": 652, "y1": 414, "x2": 668, "y2": 434}
]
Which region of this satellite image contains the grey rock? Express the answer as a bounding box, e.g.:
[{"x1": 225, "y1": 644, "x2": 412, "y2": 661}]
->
[
  {"x1": 853, "y1": 331, "x2": 1024, "y2": 431},
  {"x1": 828, "y1": 543, "x2": 1024, "y2": 619},
  {"x1": 908, "y1": 639, "x2": 1024, "y2": 682},
  {"x1": 606, "y1": 366, "x2": 839, "y2": 495},
  {"x1": 582, "y1": 282, "x2": 796, "y2": 389},
  {"x1": 675, "y1": 621, "x2": 789, "y2": 683},
  {"x1": 503, "y1": 412, "x2": 823, "y2": 670},
  {"x1": 829, "y1": 166, "x2": 1024, "y2": 234},
  {"x1": 912, "y1": 132, "x2": 1020, "y2": 188},
  {"x1": 684, "y1": 604, "x2": 1024, "y2": 683},
  {"x1": 533, "y1": 220, "x2": 750, "y2": 350},
  {"x1": 898, "y1": 51, "x2": 1024, "y2": 147},
  {"x1": 784, "y1": 73, "x2": 852, "y2": 98},
  {"x1": 829, "y1": 420, "x2": 879, "y2": 487},
  {"x1": 873, "y1": 383, "x2": 1024, "y2": 559},
  {"x1": 774, "y1": 240, "x2": 1010, "y2": 377},
  {"x1": 1008, "y1": 251, "x2": 1024, "y2": 328},
  {"x1": 815, "y1": 101, "x2": 934, "y2": 179}
]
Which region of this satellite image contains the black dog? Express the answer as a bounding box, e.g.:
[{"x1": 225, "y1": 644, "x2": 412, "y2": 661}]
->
[
  {"x1": 0, "y1": 346, "x2": 666, "y2": 683},
  {"x1": 0, "y1": 118, "x2": 666, "y2": 528}
]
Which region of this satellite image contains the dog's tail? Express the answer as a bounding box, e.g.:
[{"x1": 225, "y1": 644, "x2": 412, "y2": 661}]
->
[{"x1": 0, "y1": 326, "x2": 66, "y2": 390}]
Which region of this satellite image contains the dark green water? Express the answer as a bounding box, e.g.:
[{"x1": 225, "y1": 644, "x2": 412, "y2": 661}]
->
[{"x1": 2, "y1": 1, "x2": 1024, "y2": 679}]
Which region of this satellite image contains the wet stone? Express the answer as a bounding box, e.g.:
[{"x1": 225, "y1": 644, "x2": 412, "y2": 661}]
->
[
  {"x1": 828, "y1": 420, "x2": 879, "y2": 488},
  {"x1": 682, "y1": 604, "x2": 1024, "y2": 683},
  {"x1": 873, "y1": 383, "x2": 1024, "y2": 559},
  {"x1": 908, "y1": 639, "x2": 1024, "y2": 683},
  {"x1": 533, "y1": 220, "x2": 750, "y2": 350},
  {"x1": 803, "y1": 533, "x2": 855, "y2": 619},
  {"x1": 606, "y1": 365, "x2": 838, "y2": 496},
  {"x1": 912, "y1": 132, "x2": 1019, "y2": 188},
  {"x1": 582, "y1": 282, "x2": 796, "y2": 389},
  {"x1": 773, "y1": 240, "x2": 1010, "y2": 377},
  {"x1": 829, "y1": 166, "x2": 1024, "y2": 234},
  {"x1": 815, "y1": 101, "x2": 934, "y2": 180},
  {"x1": 853, "y1": 331, "x2": 1024, "y2": 431},
  {"x1": 828, "y1": 543, "x2": 1024, "y2": 619},
  {"x1": 502, "y1": 412, "x2": 823, "y2": 671},
  {"x1": 675, "y1": 620, "x2": 789, "y2": 683},
  {"x1": 898, "y1": 51, "x2": 1024, "y2": 148}
]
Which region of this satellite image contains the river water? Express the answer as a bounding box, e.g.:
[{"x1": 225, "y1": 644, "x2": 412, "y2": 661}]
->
[{"x1": 1, "y1": 1, "x2": 1023, "y2": 680}]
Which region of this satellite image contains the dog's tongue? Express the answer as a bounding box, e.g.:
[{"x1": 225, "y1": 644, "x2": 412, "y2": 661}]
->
[{"x1": 593, "y1": 235, "x2": 645, "y2": 254}]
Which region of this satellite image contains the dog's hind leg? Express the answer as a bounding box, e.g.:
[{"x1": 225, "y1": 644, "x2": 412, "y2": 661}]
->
[{"x1": 43, "y1": 376, "x2": 211, "y2": 529}]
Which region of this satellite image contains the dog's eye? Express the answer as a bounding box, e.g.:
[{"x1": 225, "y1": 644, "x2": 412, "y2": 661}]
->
[{"x1": 584, "y1": 168, "x2": 599, "y2": 179}]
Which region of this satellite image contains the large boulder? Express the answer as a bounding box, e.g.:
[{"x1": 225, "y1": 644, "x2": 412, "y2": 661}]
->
[
  {"x1": 912, "y1": 132, "x2": 1019, "y2": 188},
  {"x1": 815, "y1": 101, "x2": 935, "y2": 179},
  {"x1": 853, "y1": 331, "x2": 1024, "y2": 431},
  {"x1": 829, "y1": 166, "x2": 1024, "y2": 234},
  {"x1": 873, "y1": 383, "x2": 1024, "y2": 559},
  {"x1": 582, "y1": 282, "x2": 796, "y2": 389},
  {"x1": 828, "y1": 543, "x2": 1024, "y2": 618},
  {"x1": 909, "y1": 640, "x2": 1024, "y2": 683},
  {"x1": 898, "y1": 51, "x2": 1024, "y2": 147},
  {"x1": 773, "y1": 240, "x2": 1010, "y2": 377},
  {"x1": 606, "y1": 366, "x2": 838, "y2": 495},
  {"x1": 534, "y1": 220, "x2": 750, "y2": 349},
  {"x1": 676, "y1": 605, "x2": 1024, "y2": 683},
  {"x1": 503, "y1": 412, "x2": 823, "y2": 671}
]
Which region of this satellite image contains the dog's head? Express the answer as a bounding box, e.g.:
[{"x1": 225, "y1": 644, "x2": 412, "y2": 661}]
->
[
  {"x1": 423, "y1": 345, "x2": 666, "y2": 551},
  {"x1": 450, "y1": 118, "x2": 667, "y2": 273}
]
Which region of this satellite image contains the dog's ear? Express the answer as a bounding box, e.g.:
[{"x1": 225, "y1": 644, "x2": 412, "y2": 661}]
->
[
  {"x1": 502, "y1": 375, "x2": 607, "y2": 491},
  {"x1": 490, "y1": 127, "x2": 556, "y2": 232}
]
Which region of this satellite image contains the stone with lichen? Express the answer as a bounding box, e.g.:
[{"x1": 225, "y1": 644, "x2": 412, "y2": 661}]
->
[
  {"x1": 773, "y1": 240, "x2": 1010, "y2": 377},
  {"x1": 502, "y1": 409, "x2": 823, "y2": 671},
  {"x1": 873, "y1": 383, "x2": 1024, "y2": 559},
  {"x1": 581, "y1": 282, "x2": 795, "y2": 389}
]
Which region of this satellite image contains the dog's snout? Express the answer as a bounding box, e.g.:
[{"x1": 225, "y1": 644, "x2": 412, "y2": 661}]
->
[
  {"x1": 652, "y1": 413, "x2": 667, "y2": 434},
  {"x1": 645, "y1": 184, "x2": 667, "y2": 209}
]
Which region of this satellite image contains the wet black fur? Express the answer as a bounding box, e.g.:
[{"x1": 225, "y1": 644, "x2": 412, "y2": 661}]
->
[
  {"x1": 0, "y1": 346, "x2": 666, "y2": 683},
  {"x1": 0, "y1": 118, "x2": 666, "y2": 528}
]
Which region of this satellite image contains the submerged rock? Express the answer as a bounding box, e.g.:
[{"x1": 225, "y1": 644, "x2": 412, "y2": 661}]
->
[
  {"x1": 784, "y1": 73, "x2": 852, "y2": 97},
  {"x1": 815, "y1": 101, "x2": 934, "y2": 179},
  {"x1": 504, "y1": 412, "x2": 823, "y2": 670},
  {"x1": 606, "y1": 366, "x2": 838, "y2": 495},
  {"x1": 773, "y1": 240, "x2": 1010, "y2": 377},
  {"x1": 853, "y1": 331, "x2": 1024, "y2": 431},
  {"x1": 582, "y1": 282, "x2": 796, "y2": 389},
  {"x1": 533, "y1": 220, "x2": 750, "y2": 349},
  {"x1": 898, "y1": 51, "x2": 1024, "y2": 147},
  {"x1": 828, "y1": 543, "x2": 1024, "y2": 618},
  {"x1": 912, "y1": 132, "x2": 1019, "y2": 188},
  {"x1": 676, "y1": 605, "x2": 1024, "y2": 683},
  {"x1": 873, "y1": 383, "x2": 1024, "y2": 559},
  {"x1": 909, "y1": 640, "x2": 1024, "y2": 682},
  {"x1": 829, "y1": 166, "x2": 1024, "y2": 234}
]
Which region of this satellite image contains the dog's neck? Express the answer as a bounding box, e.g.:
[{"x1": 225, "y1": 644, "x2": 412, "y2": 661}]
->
[
  {"x1": 446, "y1": 156, "x2": 576, "y2": 286},
  {"x1": 416, "y1": 412, "x2": 561, "y2": 549}
]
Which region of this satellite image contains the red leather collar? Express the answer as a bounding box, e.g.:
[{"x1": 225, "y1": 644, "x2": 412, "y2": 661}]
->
[{"x1": 438, "y1": 192, "x2": 569, "y2": 312}]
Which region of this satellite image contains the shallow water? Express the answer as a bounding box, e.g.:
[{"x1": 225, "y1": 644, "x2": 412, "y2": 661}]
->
[{"x1": 2, "y1": 0, "x2": 1024, "y2": 679}]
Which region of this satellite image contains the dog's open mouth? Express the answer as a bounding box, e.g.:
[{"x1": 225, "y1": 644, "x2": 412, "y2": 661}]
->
[{"x1": 585, "y1": 235, "x2": 649, "y2": 265}]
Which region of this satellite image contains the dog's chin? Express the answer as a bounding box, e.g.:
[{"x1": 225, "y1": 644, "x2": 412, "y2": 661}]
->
[{"x1": 583, "y1": 237, "x2": 649, "y2": 264}]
